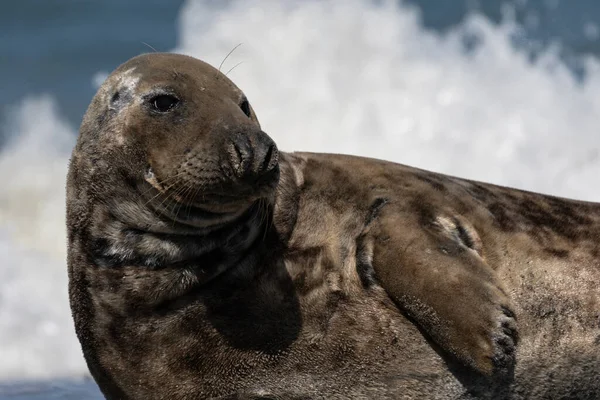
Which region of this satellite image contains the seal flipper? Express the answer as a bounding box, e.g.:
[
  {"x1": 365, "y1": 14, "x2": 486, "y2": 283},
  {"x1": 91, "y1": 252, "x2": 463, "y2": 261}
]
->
[{"x1": 365, "y1": 202, "x2": 518, "y2": 379}]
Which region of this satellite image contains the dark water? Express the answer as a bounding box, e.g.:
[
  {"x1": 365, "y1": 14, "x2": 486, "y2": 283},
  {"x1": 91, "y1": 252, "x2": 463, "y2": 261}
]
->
[
  {"x1": 0, "y1": 0, "x2": 184, "y2": 138},
  {"x1": 409, "y1": 0, "x2": 600, "y2": 78},
  {"x1": 1, "y1": 0, "x2": 599, "y2": 138},
  {"x1": 0, "y1": 379, "x2": 102, "y2": 400}
]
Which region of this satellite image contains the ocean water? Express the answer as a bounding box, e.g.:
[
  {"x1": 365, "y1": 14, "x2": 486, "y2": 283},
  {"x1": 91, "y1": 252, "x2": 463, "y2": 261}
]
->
[{"x1": 1, "y1": 0, "x2": 599, "y2": 398}]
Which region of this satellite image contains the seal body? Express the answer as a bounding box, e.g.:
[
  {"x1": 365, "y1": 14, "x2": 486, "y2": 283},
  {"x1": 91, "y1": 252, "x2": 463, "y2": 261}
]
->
[
  {"x1": 278, "y1": 152, "x2": 600, "y2": 399},
  {"x1": 67, "y1": 53, "x2": 599, "y2": 399}
]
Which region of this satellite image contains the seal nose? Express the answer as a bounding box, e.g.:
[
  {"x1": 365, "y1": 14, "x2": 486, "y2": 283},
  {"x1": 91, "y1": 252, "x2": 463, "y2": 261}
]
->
[
  {"x1": 229, "y1": 131, "x2": 279, "y2": 178},
  {"x1": 255, "y1": 136, "x2": 279, "y2": 175}
]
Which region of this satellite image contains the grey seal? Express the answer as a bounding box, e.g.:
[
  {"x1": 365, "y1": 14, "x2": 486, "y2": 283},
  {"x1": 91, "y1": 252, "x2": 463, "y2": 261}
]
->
[{"x1": 67, "y1": 53, "x2": 598, "y2": 399}]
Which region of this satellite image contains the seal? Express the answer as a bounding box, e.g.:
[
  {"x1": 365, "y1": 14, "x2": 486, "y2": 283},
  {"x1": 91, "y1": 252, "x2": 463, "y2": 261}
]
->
[{"x1": 67, "y1": 53, "x2": 599, "y2": 399}]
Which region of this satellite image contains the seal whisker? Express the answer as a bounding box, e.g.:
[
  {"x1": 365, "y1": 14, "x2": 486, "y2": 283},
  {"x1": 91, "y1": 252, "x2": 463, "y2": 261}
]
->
[
  {"x1": 181, "y1": 183, "x2": 198, "y2": 221},
  {"x1": 266, "y1": 197, "x2": 275, "y2": 233},
  {"x1": 140, "y1": 168, "x2": 197, "y2": 201},
  {"x1": 141, "y1": 41, "x2": 159, "y2": 53},
  {"x1": 167, "y1": 181, "x2": 194, "y2": 212},
  {"x1": 259, "y1": 198, "x2": 270, "y2": 242},
  {"x1": 187, "y1": 176, "x2": 203, "y2": 200},
  {"x1": 141, "y1": 186, "x2": 173, "y2": 207},
  {"x1": 152, "y1": 179, "x2": 187, "y2": 215},
  {"x1": 155, "y1": 171, "x2": 193, "y2": 187},
  {"x1": 176, "y1": 182, "x2": 200, "y2": 226},
  {"x1": 225, "y1": 61, "x2": 244, "y2": 77},
  {"x1": 170, "y1": 183, "x2": 194, "y2": 228},
  {"x1": 141, "y1": 176, "x2": 187, "y2": 207},
  {"x1": 217, "y1": 43, "x2": 243, "y2": 76}
]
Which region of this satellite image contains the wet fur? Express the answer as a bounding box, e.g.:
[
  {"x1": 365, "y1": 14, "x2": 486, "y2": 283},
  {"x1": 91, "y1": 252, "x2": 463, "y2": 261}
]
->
[{"x1": 67, "y1": 53, "x2": 599, "y2": 399}]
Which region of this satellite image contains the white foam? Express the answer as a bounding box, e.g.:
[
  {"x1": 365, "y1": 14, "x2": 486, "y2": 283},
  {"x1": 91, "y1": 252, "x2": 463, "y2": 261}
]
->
[
  {"x1": 0, "y1": 97, "x2": 86, "y2": 381},
  {"x1": 1, "y1": 0, "x2": 600, "y2": 388}
]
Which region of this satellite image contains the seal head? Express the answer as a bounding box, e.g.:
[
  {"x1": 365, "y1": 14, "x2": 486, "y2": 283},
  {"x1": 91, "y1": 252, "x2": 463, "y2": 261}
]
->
[{"x1": 74, "y1": 53, "x2": 278, "y2": 231}]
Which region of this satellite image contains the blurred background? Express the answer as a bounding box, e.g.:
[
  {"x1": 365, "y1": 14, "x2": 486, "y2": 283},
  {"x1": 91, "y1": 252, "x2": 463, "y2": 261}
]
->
[{"x1": 1, "y1": 0, "x2": 599, "y2": 398}]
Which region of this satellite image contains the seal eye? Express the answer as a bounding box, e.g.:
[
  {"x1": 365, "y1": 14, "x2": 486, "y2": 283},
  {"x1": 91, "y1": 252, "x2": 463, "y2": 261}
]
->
[
  {"x1": 240, "y1": 98, "x2": 251, "y2": 118},
  {"x1": 150, "y1": 95, "x2": 179, "y2": 113}
]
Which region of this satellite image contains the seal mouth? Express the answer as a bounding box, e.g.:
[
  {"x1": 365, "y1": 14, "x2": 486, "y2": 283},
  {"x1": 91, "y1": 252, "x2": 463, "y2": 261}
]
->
[{"x1": 143, "y1": 165, "x2": 277, "y2": 226}]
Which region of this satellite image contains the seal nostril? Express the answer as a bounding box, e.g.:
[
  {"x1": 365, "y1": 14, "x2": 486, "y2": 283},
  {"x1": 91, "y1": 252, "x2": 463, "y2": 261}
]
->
[
  {"x1": 229, "y1": 138, "x2": 251, "y2": 176},
  {"x1": 233, "y1": 142, "x2": 244, "y2": 167},
  {"x1": 260, "y1": 144, "x2": 278, "y2": 173}
]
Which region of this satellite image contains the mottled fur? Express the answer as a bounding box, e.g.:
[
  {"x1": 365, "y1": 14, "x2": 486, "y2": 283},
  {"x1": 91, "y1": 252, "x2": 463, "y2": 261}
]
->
[{"x1": 67, "y1": 53, "x2": 599, "y2": 399}]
